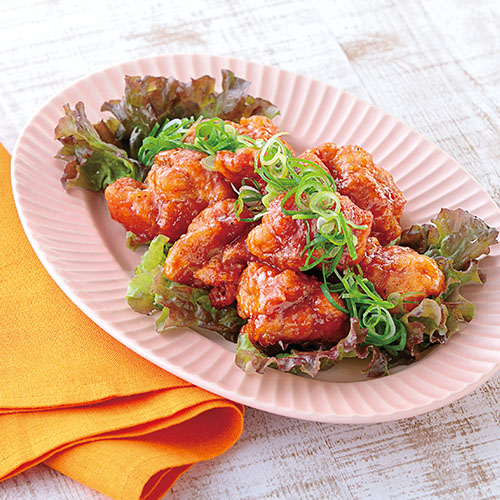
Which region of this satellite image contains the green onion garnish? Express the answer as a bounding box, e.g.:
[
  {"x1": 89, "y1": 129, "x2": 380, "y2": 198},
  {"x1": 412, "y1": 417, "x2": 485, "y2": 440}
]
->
[
  {"x1": 138, "y1": 116, "x2": 258, "y2": 167},
  {"x1": 324, "y1": 266, "x2": 407, "y2": 354},
  {"x1": 234, "y1": 134, "x2": 368, "y2": 275}
]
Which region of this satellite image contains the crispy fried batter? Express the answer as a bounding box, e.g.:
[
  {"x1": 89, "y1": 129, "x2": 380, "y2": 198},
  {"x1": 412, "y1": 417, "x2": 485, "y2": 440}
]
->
[
  {"x1": 213, "y1": 115, "x2": 293, "y2": 189},
  {"x1": 236, "y1": 262, "x2": 348, "y2": 347},
  {"x1": 214, "y1": 148, "x2": 263, "y2": 189},
  {"x1": 236, "y1": 115, "x2": 291, "y2": 147},
  {"x1": 164, "y1": 199, "x2": 253, "y2": 293},
  {"x1": 246, "y1": 191, "x2": 373, "y2": 272},
  {"x1": 195, "y1": 235, "x2": 253, "y2": 308},
  {"x1": 104, "y1": 149, "x2": 234, "y2": 243},
  {"x1": 311, "y1": 143, "x2": 406, "y2": 245},
  {"x1": 359, "y1": 237, "x2": 446, "y2": 311},
  {"x1": 103, "y1": 177, "x2": 161, "y2": 242}
]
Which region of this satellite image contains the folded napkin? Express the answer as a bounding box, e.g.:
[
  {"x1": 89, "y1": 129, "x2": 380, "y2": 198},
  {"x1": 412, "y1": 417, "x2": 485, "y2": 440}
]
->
[{"x1": 0, "y1": 143, "x2": 244, "y2": 500}]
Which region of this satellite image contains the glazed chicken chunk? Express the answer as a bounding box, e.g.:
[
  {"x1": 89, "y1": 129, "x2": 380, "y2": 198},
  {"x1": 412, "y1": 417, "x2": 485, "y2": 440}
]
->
[
  {"x1": 104, "y1": 149, "x2": 234, "y2": 243},
  {"x1": 214, "y1": 148, "x2": 263, "y2": 189},
  {"x1": 236, "y1": 262, "x2": 348, "y2": 347},
  {"x1": 246, "y1": 191, "x2": 373, "y2": 272},
  {"x1": 213, "y1": 115, "x2": 294, "y2": 189},
  {"x1": 236, "y1": 115, "x2": 292, "y2": 145},
  {"x1": 195, "y1": 236, "x2": 253, "y2": 309},
  {"x1": 359, "y1": 237, "x2": 446, "y2": 311},
  {"x1": 164, "y1": 199, "x2": 254, "y2": 306},
  {"x1": 311, "y1": 143, "x2": 406, "y2": 244}
]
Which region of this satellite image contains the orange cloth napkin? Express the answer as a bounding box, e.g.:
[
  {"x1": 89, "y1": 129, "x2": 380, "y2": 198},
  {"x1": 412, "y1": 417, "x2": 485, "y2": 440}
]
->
[{"x1": 0, "y1": 143, "x2": 244, "y2": 500}]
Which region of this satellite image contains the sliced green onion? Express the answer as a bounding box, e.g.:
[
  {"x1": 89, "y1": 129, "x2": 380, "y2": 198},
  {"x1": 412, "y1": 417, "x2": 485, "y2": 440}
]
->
[
  {"x1": 234, "y1": 178, "x2": 265, "y2": 221},
  {"x1": 236, "y1": 133, "x2": 370, "y2": 274},
  {"x1": 201, "y1": 155, "x2": 216, "y2": 170},
  {"x1": 324, "y1": 267, "x2": 407, "y2": 354},
  {"x1": 138, "y1": 117, "x2": 196, "y2": 166},
  {"x1": 137, "y1": 116, "x2": 258, "y2": 167}
]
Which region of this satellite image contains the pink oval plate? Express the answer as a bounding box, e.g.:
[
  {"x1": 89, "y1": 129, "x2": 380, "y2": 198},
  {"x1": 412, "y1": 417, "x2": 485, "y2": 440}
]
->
[{"x1": 11, "y1": 54, "x2": 500, "y2": 423}]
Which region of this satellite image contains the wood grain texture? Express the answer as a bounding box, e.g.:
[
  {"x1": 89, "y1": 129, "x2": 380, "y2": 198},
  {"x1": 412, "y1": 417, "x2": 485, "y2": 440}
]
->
[{"x1": 1, "y1": 0, "x2": 500, "y2": 499}]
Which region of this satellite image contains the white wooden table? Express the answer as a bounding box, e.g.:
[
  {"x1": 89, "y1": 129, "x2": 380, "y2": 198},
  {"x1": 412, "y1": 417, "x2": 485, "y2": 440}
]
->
[{"x1": 2, "y1": 0, "x2": 500, "y2": 498}]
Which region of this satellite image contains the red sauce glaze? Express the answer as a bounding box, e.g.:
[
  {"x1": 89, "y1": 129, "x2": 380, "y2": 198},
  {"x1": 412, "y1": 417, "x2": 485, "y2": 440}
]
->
[
  {"x1": 164, "y1": 199, "x2": 253, "y2": 288},
  {"x1": 195, "y1": 234, "x2": 254, "y2": 309},
  {"x1": 213, "y1": 115, "x2": 295, "y2": 189},
  {"x1": 311, "y1": 143, "x2": 406, "y2": 245},
  {"x1": 246, "y1": 191, "x2": 373, "y2": 272},
  {"x1": 359, "y1": 237, "x2": 446, "y2": 311},
  {"x1": 214, "y1": 148, "x2": 264, "y2": 189},
  {"x1": 236, "y1": 116, "x2": 294, "y2": 152},
  {"x1": 104, "y1": 149, "x2": 234, "y2": 243},
  {"x1": 236, "y1": 262, "x2": 348, "y2": 347}
]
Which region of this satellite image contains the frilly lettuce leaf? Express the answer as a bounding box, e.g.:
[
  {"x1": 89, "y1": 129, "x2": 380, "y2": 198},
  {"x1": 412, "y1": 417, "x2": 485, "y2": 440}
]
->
[
  {"x1": 357, "y1": 258, "x2": 489, "y2": 372},
  {"x1": 438, "y1": 259, "x2": 482, "y2": 335},
  {"x1": 384, "y1": 208, "x2": 498, "y2": 365},
  {"x1": 400, "y1": 208, "x2": 498, "y2": 270},
  {"x1": 126, "y1": 235, "x2": 244, "y2": 342},
  {"x1": 100, "y1": 69, "x2": 279, "y2": 158},
  {"x1": 126, "y1": 235, "x2": 171, "y2": 314},
  {"x1": 55, "y1": 102, "x2": 147, "y2": 191},
  {"x1": 235, "y1": 318, "x2": 368, "y2": 377},
  {"x1": 209, "y1": 69, "x2": 280, "y2": 121},
  {"x1": 360, "y1": 346, "x2": 392, "y2": 378},
  {"x1": 152, "y1": 274, "x2": 245, "y2": 342},
  {"x1": 126, "y1": 231, "x2": 149, "y2": 251},
  {"x1": 56, "y1": 70, "x2": 279, "y2": 191},
  {"x1": 372, "y1": 257, "x2": 490, "y2": 370},
  {"x1": 400, "y1": 298, "x2": 448, "y2": 356}
]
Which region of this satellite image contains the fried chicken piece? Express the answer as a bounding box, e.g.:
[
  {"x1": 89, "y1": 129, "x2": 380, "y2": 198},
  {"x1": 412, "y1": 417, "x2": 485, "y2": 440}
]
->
[
  {"x1": 246, "y1": 191, "x2": 373, "y2": 272},
  {"x1": 359, "y1": 237, "x2": 446, "y2": 312},
  {"x1": 185, "y1": 115, "x2": 285, "y2": 146},
  {"x1": 298, "y1": 151, "x2": 330, "y2": 171},
  {"x1": 104, "y1": 149, "x2": 234, "y2": 243},
  {"x1": 194, "y1": 235, "x2": 253, "y2": 308},
  {"x1": 214, "y1": 148, "x2": 263, "y2": 189},
  {"x1": 164, "y1": 199, "x2": 253, "y2": 289},
  {"x1": 236, "y1": 262, "x2": 348, "y2": 347},
  {"x1": 103, "y1": 177, "x2": 160, "y2": 242},
  {"x1": 213, "y1": 115, "x2": 294, "y2": 189},
  {"x1": 236, "y1": 116, "x2": 291, "y2": 147},
  {"x1": 311, "y1": 143, "x2": 406, "y2": 245}
]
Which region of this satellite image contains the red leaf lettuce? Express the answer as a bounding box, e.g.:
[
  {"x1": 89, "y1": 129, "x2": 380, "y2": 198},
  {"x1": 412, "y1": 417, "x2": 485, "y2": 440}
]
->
[
  {"x1": 126, "y1": 235, "x2": 244, "y2": 342},
  {"x1": 55, "y1": 70, "x2": 279, "y2": 191},
  {"x1": 235, "y1": 318, "x2": 368, "y2": 377}
]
